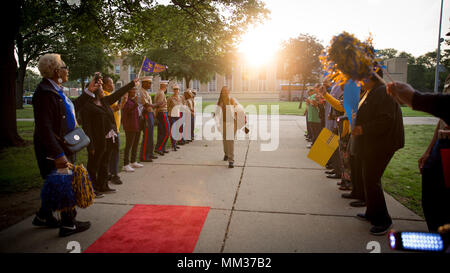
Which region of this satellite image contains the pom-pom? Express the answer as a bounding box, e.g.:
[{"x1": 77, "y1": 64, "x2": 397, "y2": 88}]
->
[
  {"x1": 40, "y1": 164, "x2": 94, "y2": 212},
  {"x1": 72, "y1": 164, "x2": 95, "y2": 208},
  {"x1": 41, "y1": 171, "x2": 76, "y2": 212}
]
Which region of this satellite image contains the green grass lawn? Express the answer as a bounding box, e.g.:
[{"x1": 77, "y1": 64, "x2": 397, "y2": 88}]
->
[
  {"x1": 16, "y1": 105, "x2": 34, "y2": 119},
  {"x1": 382, "y1": 125, "x2": 435, "y2": 218},
  {"x1": 0, "y1": 122, "x2": 171, "y2": 193},
  {"x1": 400, "y1": 107, "x2": 432, "y2": 117},
  {"x1": 18, "y1": 103, "x2": 430, "y2": 119},
  {"x1": 202, "y1": 101, "x2": 307, "y2": 116}
]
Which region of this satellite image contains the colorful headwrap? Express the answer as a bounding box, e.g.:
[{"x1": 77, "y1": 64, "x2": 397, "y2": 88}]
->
[{"x1": 320, "y1": 32, "x2": 381, "y2": 86}]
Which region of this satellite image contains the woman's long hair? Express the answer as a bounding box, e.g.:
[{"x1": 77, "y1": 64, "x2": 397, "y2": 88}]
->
[{"x1": 218, "y1": 86, "x2": 230, "y2": 106}]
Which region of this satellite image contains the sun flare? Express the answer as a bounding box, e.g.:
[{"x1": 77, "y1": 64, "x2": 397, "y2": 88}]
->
[{"x1": 238, "y1": 24, "x2": 280, "y2": 67}]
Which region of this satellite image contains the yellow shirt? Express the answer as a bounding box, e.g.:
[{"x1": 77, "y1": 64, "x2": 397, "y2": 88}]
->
[
  {"x1": 104, "y1": 90, "x2": 121, "y2": 132},
  {"x1": 323, "y1": 92, "x2": 350, "y2": 136}
]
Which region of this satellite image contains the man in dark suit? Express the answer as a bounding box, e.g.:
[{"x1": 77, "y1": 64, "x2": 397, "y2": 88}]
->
[{"x1": 351, "y1": 69, "x2": 405, "y2": 235}]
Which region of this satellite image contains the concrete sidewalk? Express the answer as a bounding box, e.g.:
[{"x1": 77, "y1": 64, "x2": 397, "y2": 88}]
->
[{"x1": 0, "y1": 115, "x2": 427, "y2": 253}]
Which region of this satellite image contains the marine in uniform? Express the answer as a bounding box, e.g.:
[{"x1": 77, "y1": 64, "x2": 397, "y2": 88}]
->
[
  {"x1": 167, "y1": 84, "x2": 183, "y2": 151},
  {"x1": 154, "y1": 80, "x2": 170, "y2": 155},
  {"x1": 138, "y1": 76, "x2": 158, "y2": 162}
]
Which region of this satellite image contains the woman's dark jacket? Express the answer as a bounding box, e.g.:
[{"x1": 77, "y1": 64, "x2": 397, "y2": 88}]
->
[
  {"x1": 79, "y1": 81, "x2": 135, "y2": 154},
  {"x1": 121, "y1": 98, "x2": 140, "y2": 132},
  {"x1": 32, "y1": 78, "x2": 92, "y2": 178},
  {"x1": 354, "y1": 83, "x2": 405, "y2": 159}
]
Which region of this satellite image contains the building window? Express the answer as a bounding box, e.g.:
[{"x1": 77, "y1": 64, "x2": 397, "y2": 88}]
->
[
  {"x1": 115, "y1": 65, "x2": 120, "y2": 74},
  {"x1": 208, "y1": 74, "x2": 216, "y2": 92},
  {"x1": 226, "y1": 74, "x2": 232, "y2": 91},
  {"x1": 129, "y1": 66, "x2": 136, "y2": 81},
  {"x1": 192, "y1": 80, "x2": 200, "y2": 91},
  {"x1": 243, "y1": 79, "x2": 249, "y2": 92},
  {"x1": 258, "y1": 80, "x2": 266, "y2": 91}
]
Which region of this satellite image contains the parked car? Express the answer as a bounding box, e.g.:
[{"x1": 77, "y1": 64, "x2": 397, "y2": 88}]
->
[{"x1": 23, "y1": 95, "x2": 33, "y2": 105}]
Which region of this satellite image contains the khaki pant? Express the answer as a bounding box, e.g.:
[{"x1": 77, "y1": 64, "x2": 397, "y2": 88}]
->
[{"x1": 222, "y1": 139, "x2": 234, "y2": 163}]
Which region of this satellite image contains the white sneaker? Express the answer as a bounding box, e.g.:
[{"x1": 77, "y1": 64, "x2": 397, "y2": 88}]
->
[
  {"x1": 123, "y1": 164, "x2": 135, "y2": 172},
  {"x1": 131, "y1": 162, "x2": 144, "y2": 168}
]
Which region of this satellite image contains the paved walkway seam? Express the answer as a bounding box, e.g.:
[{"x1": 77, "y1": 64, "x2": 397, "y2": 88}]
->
[{"x1": 220, "y1": 140, "x2": 251, "y2": 253}]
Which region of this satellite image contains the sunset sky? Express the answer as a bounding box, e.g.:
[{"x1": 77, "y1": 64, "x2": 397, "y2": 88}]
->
[{"x1": 238, "y1": 0, "x2": 450, "y2": 65}]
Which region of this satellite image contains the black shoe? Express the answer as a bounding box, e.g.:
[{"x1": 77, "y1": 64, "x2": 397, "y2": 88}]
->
[
  {"x1": 327, "y1": 173, "x2": 341, "y2": 179},
  {"x1": 341, "y1": 193, "x2": 358, "y2": 199},
  {"x1": 370, "y1": 223, "x2": 393, "y2": 236},
  {"x1": 151, "y1": 155, "x2": 158, "y2": 159},
  {"x1": 356, "y1": 213, "x2": 369, "y2": 222},
  {"x1": 350, "y1": 200, "x2": 366, "y2": 207},
  {"x1": 141, "y1": 159, "x2": 153, "y2": 162},
  {"x1": 94, "y1": 191, "x2": 104, "y2": 198},
  {"x1": 111, "y1": 176, "x2": 123, "y2": 185},
  {"x1": 99, "y1": 185, "x2": 116, "y2": 194},
  {"x1": 32, "y1": 214, "x2": 61, "y2": 228},
  {"x1": 172, "y1": 147, "x2": 177, "y2": 151},
  {"x1": 164, "y1": 150, "x2": 169, "y2": 153},
  {"x1": 325, "y1": 170, "x2": 336, "y2": 175},
  {"x1": 223, "y1": 155, "x2": 228, "y2": 161},
  {"x1": 155, "y1": 150, "x2": 164, "y2": 156},
  {"x1": 228, "y1": 162, "x2": 234, "y2": 168},
  {"x1": 176, "y1": 146, "x2": 180, "y2": 150},
  {"x1": 59, "y1": 221, "x2": 91, "y2": 237}
]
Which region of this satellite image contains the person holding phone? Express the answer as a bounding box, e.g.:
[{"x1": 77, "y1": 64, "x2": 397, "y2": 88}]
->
[{"x1": 80, "y1": 76, "x2": 138, "y2": 193}]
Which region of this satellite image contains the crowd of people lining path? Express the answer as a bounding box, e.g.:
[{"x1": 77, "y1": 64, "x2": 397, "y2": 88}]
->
[
  {"x1": 30, "y1": 52, "x2": 449, "y2": 239},
  {"x1": 304, "y1": 70, "x2": 450, "y2": 236}
]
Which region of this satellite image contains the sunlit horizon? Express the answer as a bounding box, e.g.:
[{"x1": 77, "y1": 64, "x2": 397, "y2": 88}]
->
[{"x1": 237, "y1": 0, "x2": 450, "y2": 67}]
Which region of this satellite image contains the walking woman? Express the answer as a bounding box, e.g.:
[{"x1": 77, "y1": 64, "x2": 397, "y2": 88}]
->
[
  {"x1": 32, "y1": 53, "x2": 99, "y2": 237},
  {"x1": 80, "y1": 77, "x2": 138, "y2": 194},
  {"x1": 216, "y1": 86, "x2": 239, "y2": 168}
]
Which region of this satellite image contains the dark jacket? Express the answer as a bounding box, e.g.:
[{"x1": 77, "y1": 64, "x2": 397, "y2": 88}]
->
[
  {"x1": 80, "y1": 81, "x2": 135, "y2": 153},
  {"x1": 32, "y1": 78, "x2": 92, "y2": 178},
  {"x1": 354, "y1": 83, "x2": 405, "y2": 158},
  {"x1": 412, "y1": 92, "x2": 450, "y2": 125},
  {"x1": 121, "y1": 98, "x2": 140, "y2": 132}
]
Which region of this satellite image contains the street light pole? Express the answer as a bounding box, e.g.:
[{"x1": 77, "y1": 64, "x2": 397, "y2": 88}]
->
[{"x1": 434, "y1": 0, "x2": 444, "y2": 93}]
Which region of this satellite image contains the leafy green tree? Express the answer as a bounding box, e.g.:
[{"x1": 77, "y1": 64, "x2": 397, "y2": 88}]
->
[
  {"x1": 277, "y1": 34, "x2": 324, "y2": 101},
  {"x1": 121, "y1": 1, "x2": 268, "y2": 88},
  {"x1": 14, "y1": 0, "x2": 73, "y2": 109},
  {"x1": 377, "y1": 48, "x2": 398, "y2": 60},
  {"x1": 23, "y1": 69, "x2": 42, "y2": 95}
]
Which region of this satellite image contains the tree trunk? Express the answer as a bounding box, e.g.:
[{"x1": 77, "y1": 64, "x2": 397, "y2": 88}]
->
[
  {"x1": 15, "y1": 64, "x2": 27, "y2": 109},
  {"x1": 185, "y1": 76, "x2": 191, "y2": 90},
  {"x1": 299, "y1": 79, "x2": 305, "y2": 109},
  {"x1": 0, "y1": 1, "x2": 26, "y2": 149},
  {"x1": 288, "y1": 80, "x2": 292, "y2": 101}
]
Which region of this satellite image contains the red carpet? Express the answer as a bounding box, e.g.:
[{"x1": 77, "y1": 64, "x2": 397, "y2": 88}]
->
[{"x1": 84, "y1": 204, "x2": 210, "y2": 253}]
